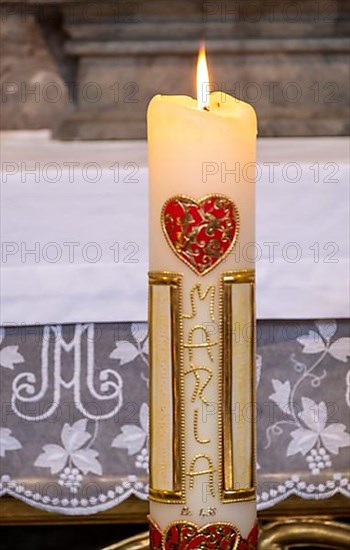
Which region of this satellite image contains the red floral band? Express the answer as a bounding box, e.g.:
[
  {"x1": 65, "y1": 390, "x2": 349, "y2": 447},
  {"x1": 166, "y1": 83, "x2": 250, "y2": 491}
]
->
[
  {"x1": 149, "y1": 517, "x2": 258, "y2": 549},
  {"x1": 161, "y1": 194, "x2": 239, "y2": 276}
]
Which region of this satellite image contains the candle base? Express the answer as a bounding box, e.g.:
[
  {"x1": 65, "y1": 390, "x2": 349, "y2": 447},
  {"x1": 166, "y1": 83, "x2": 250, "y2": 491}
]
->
[{"x1": 149, "y1": 516, "x2": 258, "y2": 549}]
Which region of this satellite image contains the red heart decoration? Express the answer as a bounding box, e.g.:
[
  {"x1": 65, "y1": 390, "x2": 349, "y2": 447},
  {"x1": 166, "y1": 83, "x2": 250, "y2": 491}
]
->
[
  {"x1": 239, "y1": 523, "x2": 258, "y2": 550},
  {"x1": 149, "y1": 517, "x2": 258, "y2": 549},
  {"x1": 161, "y1": 194, "x2": 239, "y2": 276},
  {"x1": 164, "y1": 522, "x2": 240, "y2": 550},
  {"x1": 149, "y1": 518, "x2": 163, "y2": 549}
]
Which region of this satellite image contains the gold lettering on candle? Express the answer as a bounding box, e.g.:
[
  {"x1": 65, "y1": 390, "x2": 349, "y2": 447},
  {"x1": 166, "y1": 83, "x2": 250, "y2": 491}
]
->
[
  {"x1": 183, "y1": 283, "x2": 217, "y2": 502},
  {"x1": 187, "y1": 454, "x2": 217, "y2": 498},
  {"x1": 184, "y1": 365, "x2": 213, "y2": 404},
  {"x1": 199, "y1": 507, "x2": 217, "y2": 517},
  {"x1": 183, "y1": 284, "x2": 216, "y2": 321},
  {"x1": 193, "y1": 408, "x2": 211, "y2": 444},
  {"x1": 184, "y1": 325, "x2": 218, "y2": 362},
  {"x1": 220, "y1": 270, "x2": 256, "y2": 502},
  {"x1": 149, "y1": 271, "x2": 185, "y2": 503}
]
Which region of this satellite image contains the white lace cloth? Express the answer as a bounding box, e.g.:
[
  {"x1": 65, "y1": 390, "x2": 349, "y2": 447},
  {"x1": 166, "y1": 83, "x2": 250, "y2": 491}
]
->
[{"x1": 0, "y1": 319, "x2": 349, "y2": 514}]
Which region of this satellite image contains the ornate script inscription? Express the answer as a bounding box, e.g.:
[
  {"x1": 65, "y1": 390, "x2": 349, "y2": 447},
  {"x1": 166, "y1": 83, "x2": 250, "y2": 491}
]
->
[{"x1": 184, "y1": 283, "x2": 217, "y2": 498}]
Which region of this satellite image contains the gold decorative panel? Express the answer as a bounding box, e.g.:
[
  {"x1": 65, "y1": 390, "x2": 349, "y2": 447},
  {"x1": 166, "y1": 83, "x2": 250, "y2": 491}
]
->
[
  {"x1": 148, "y1": 272, "x2": 185, "y2": 503},
  {"x1": 221, "y1": 270, "x2": 256, "y2": 502}
]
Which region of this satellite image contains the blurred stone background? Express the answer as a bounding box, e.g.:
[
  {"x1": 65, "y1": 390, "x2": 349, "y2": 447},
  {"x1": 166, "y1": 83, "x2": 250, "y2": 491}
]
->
[{"x1": 1, "y1": 0, "x2": 349, "y2": 138}]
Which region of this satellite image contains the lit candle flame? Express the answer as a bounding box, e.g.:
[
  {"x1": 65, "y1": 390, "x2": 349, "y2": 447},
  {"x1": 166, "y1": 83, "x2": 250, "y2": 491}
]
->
[{"x1": 196, "y1": 44, "x2": 210, "y2": 110}]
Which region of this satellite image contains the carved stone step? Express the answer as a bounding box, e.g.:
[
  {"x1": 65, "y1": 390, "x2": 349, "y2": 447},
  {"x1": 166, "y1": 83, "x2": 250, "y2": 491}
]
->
[{"x1": 56, "y1": 36, "x2": 349, "y2": 139}]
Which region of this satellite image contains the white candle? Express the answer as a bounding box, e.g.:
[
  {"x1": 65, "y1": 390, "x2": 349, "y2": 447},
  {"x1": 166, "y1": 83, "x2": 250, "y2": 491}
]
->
[{"x1": 148, "y1": 47, "x2": 258, "y2": 548}]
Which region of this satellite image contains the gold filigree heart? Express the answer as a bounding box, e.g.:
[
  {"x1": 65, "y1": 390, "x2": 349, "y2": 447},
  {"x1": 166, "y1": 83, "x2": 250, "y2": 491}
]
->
[
  {"x1": 161, "y1": 194, "x2": 239, "y2": 276},
  {"x1": 163, "y1": 520, "x2": 241, "y2": 549}
]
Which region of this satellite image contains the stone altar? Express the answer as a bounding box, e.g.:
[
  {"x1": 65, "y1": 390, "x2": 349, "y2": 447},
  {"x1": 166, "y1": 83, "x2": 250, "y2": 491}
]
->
[{"x1": 1, "y1": 0, "x2": 349, "y2": 138}]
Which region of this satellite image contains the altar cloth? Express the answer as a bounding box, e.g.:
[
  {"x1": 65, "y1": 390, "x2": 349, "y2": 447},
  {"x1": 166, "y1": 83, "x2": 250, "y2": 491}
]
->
[
  {"x1": 0, "y1": 133, "x2": 349, "y2": 516},
  {"x1": 1, "y1": 132, "x2": 349, "y2": 325}
]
